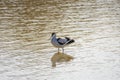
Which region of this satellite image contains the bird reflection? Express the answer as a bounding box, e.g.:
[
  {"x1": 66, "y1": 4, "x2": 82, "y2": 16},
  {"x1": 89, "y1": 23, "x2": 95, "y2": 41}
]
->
[{"x1": 51, "y1": 52, "x2": 74, "y2": 67}]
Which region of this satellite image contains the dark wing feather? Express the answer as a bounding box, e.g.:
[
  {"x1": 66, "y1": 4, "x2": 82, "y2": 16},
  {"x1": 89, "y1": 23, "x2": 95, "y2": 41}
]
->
[
  {"x1": 65, "y1": 37, "x2": 70, "y2": 41},
  {"x1": 57, "y1": 38, "x2": 67, "y2": 45}
]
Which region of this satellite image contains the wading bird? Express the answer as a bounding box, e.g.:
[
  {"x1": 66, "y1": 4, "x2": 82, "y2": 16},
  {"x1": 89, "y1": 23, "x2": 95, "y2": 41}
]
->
[{"x1": 51, "y1": 33, "x2": 75, "y2": 53}]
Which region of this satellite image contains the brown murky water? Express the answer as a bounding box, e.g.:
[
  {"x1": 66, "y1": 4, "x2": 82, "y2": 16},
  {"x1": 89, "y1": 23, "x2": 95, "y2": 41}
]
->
[{"x1": 0, "y1": 0, "x2": 120, "y2": 80}]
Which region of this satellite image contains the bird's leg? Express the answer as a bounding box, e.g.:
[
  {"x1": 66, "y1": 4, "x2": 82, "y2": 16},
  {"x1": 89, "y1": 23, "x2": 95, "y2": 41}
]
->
[
  {"x1": 62, "y1": 48, "x2": 64, "y2": 54},
  {"x1": 58, "y1": 48, "x2": 60, "y2": 53}
]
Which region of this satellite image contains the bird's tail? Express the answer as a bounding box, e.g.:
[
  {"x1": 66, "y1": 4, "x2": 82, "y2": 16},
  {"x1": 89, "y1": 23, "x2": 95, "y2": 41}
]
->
[{"x1": 67, "y1": 39, "x2": 75, "y2": 44}]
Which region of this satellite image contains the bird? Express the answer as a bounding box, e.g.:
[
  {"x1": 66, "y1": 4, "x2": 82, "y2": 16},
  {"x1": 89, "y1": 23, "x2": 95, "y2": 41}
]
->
[{"x1": 51, "y1": 32, "x2": 75, "y2": 53}]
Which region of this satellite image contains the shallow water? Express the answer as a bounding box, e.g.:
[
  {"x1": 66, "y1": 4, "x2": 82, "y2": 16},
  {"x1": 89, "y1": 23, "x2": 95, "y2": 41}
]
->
[{"x1": 0, "y1": 0, "x2": 120, "y2": 80}]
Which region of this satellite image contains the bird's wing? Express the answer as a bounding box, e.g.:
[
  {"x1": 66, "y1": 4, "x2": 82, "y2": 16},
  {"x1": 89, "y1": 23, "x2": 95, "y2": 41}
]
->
[{"x1": 57, "y1": 38, "x2": 67, "y2": 45}]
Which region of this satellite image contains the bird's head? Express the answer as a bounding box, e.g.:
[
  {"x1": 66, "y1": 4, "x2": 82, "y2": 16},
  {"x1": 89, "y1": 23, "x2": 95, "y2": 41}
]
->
[
  {"x1": 52, "y1": 32, "x2": 56, "y2": 36},
  {"x1": 50, "y1": 32, "x2": 56, "y2": 40}
]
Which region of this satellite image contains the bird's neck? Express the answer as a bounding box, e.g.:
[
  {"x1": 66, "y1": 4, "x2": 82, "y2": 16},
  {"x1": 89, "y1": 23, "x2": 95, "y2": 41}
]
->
[{"x1": 52, "y1": 35, "x2": 56, "y2": 40}]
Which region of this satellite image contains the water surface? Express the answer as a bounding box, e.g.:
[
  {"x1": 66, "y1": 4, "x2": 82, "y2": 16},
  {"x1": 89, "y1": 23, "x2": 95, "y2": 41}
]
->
[{"x1": 0, "y1": 0, "x2": 120, "y2": 80}]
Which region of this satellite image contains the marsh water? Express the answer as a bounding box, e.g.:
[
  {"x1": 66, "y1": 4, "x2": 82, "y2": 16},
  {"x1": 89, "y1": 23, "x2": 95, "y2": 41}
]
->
[{"x1": 0, "y1": 0, "x2": 120, "y2": 80}]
